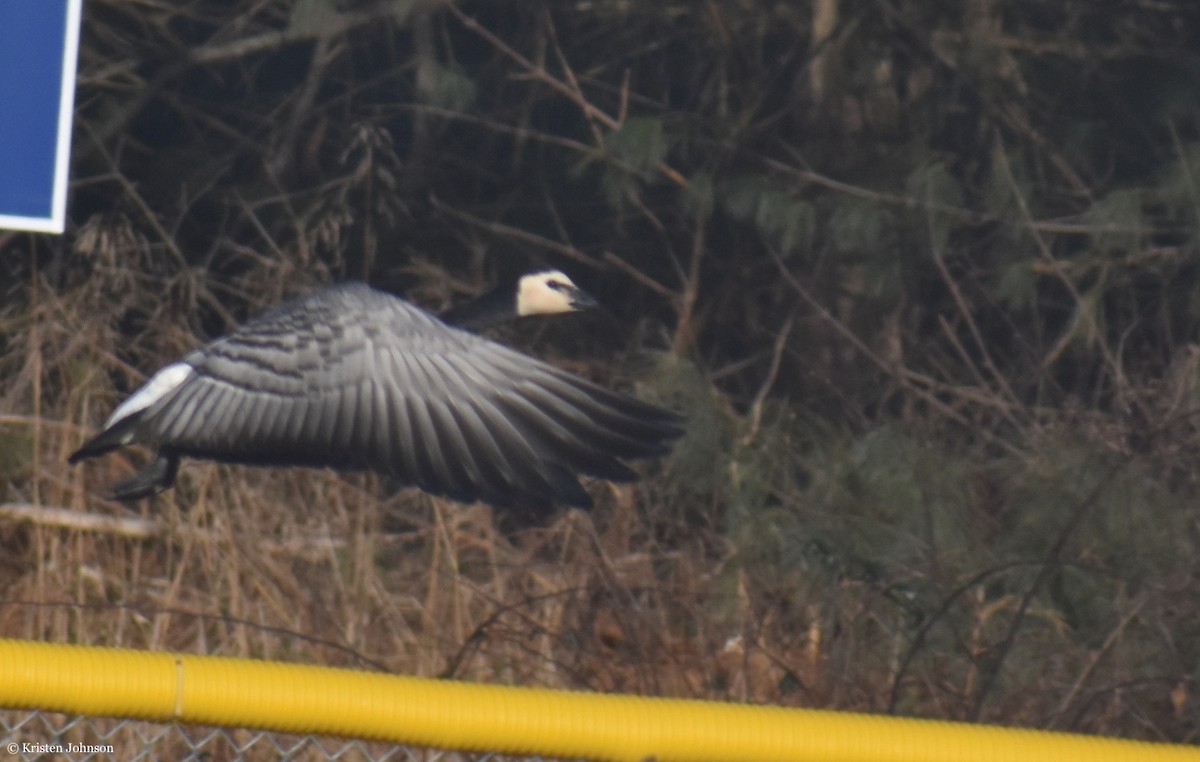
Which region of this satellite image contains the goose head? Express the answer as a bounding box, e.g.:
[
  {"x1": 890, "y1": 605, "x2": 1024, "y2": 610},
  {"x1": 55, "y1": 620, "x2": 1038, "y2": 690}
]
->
[
  {"x1": 516, "y1": 270, "x2": 597, "y2": 317},
  {"x1": 440, "y1": 269, "x2": 597, "y2": 330}
]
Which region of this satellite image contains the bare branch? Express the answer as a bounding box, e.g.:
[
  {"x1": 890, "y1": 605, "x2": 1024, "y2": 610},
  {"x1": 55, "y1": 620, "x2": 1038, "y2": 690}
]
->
[
  {"x1": 430, "y1": 197, "x2": 602, "y2": 269},
  {"x1": 740, "y1": 312, "x2": 795, "y2": 446}
]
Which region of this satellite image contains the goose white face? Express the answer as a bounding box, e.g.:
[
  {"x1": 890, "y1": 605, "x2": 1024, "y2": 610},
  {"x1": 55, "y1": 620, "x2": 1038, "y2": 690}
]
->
[{"x1": 516, "y1": 271, "x2": 596, "y2": 316}]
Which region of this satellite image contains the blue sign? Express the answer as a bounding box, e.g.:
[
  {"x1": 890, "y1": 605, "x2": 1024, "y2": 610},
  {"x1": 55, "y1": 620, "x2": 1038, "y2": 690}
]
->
[{"x1": 0, "y1": 0, "x2": 82, "y2": 233}]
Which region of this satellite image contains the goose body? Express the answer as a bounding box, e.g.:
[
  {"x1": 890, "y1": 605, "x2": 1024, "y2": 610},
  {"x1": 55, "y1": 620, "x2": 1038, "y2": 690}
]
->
[{"x1": 70, "y1": 273, "x2": 681, "y2": 510}]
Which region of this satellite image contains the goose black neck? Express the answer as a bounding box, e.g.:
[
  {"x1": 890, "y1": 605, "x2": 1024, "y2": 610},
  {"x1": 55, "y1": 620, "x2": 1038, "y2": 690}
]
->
[{"x1": 439, "y1": 286, "x2": 517, "y2": 331}]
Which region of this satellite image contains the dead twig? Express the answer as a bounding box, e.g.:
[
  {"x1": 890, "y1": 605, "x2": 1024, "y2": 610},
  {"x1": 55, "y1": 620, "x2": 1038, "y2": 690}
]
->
[
  {"x1": 447, "y1": 3, "x2": 687, "y2": 189},
  {"x1": 991, "y1": 136, "x2": 1126, "y2": 403},
  {"x1": 1048, "y1": 590, "x2": 1150, "y2": 727},
  {"x1": 0, "y1": 503, "x2": 159, "y2": 539},
  {"x1": 670, "y1": 214, "x2": 708, "y2": 356},
  {"x1": 600, "y1": 252, "x2": 676, "y2": 302},
  {"x1": 542, "y1": 8, "x2": 606, "y2": 146},
  {"x1": 927, "y1": 215, "x2": 1025, "y2": 429},
  {"x1": 967, "y1": 464, "x2": 1122, "y2": 721},
  {"x1": 430, "y1": 197, "x2": 601, "y2": 270},
  {"x1": 763, "y1": 147, "x2": 1176, "y2": 238},
  {"x1": 0, "y1": 503, "x2": 349, "y2": 558},
  {"x1": 740, "y1": 312, "x2": 795, "y2": 446},
  {"x1": 768, "y1": 247, "x2": 1024, "y2": 456}
]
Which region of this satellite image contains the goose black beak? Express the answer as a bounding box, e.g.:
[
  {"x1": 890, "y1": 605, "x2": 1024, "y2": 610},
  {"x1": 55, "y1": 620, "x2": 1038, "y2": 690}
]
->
[{"x1": 567, "y1": 285, "x2": 598, "y2": 311}]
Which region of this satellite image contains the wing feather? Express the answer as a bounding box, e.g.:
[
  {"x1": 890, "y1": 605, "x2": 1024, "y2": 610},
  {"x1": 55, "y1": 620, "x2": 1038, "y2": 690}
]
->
[
  {"x1": 201, "y1": 379, "x2": 242, "y2": 448},
  {"x1": 366, "y1": 378, "x2": 392, "y2": 471},
  {"x1": 496, "y1": 390, "x2": 636, "y2": 482},
  {"x1": 249, "y1": 389, "x2": 272, "y2": 446},
  {"x1": 335, "y1": 383, "x2": 358, "y2": 453},
  {"x1": 154, "y1": 380, "x2": 204, "y2": 443},
  {"x1": 286, "y1": 394, "x2": 310, "y2": 445},
  {"x1": 383, "y1": 355, "x2": 423, "y2": 485}
]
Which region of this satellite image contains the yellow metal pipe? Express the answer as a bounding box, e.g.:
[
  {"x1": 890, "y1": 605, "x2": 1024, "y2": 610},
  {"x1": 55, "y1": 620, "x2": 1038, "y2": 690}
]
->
[{"x1": 0, "y1": 638, "x2": 1195, "y2": 761}]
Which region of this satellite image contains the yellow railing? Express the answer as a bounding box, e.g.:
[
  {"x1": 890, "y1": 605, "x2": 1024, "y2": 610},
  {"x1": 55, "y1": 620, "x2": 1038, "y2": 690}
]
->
[{"x1": 0, "y1": 638, "x2": 1195, "y2": 762}]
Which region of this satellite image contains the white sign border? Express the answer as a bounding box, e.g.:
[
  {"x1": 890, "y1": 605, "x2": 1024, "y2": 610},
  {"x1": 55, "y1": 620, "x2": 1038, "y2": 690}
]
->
[{"x1": 1, "y1": 0, "x2": 82, "y2": 234}]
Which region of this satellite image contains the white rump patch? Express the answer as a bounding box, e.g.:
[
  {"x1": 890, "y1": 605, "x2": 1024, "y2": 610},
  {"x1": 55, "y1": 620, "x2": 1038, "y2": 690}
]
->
[
  {"x1": 517, "y1": 270, "x2": 577, "y2": 316},
  {"x1": 105, "y1": 362, "x2": 194, "y2": 427}
]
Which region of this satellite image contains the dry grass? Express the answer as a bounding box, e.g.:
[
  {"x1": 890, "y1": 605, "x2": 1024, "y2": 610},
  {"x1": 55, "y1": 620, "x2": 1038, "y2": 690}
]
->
[{"x1": 1, "y1": 462, "x2": 752, "y2": 694}]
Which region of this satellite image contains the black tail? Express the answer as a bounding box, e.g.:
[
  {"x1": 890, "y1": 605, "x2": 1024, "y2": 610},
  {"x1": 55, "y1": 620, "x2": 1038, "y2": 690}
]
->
[{"x1": 68, "y1": 414, "x2": 142, "y2": 464}]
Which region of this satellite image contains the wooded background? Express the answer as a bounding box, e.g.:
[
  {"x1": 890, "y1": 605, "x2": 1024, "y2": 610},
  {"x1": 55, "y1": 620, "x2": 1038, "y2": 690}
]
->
[{"x1": 2, "y1": 0, "x2": 1199, "y2": 743}]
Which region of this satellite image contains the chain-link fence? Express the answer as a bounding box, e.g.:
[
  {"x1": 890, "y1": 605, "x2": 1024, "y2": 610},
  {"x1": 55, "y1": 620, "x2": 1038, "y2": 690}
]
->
[
  {"x1": 0, "y1": 710, "x2": 554, "y2": 762},
  {"x1": 5, "y1": 639, "x2": 1195, "y2": 762}
]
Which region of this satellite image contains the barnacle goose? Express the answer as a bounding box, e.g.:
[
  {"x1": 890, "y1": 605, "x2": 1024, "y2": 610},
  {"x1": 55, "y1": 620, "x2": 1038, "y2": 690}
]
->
[{"x1": 69, "y1": 271, "x2": 682, "y2": 511}]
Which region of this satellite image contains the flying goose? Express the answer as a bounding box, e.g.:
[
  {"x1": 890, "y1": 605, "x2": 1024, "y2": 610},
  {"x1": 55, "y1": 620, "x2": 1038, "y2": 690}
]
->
[{"x1": 69, "y1": 271, "x2": 682, "y2": 511}]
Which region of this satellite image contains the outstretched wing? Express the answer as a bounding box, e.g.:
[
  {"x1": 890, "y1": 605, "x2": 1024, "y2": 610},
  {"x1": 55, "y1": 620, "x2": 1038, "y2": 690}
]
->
[{"x1": 128, "y1": 283, "x2": 681, "y2": 508}]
